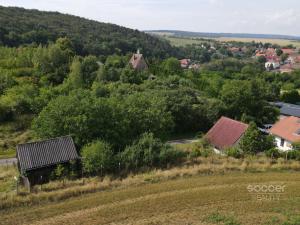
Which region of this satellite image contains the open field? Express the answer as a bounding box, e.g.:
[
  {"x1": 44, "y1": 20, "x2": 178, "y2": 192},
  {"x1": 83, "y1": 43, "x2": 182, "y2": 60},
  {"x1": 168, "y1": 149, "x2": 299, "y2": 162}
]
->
[
  {"x1": 1, "y1": 158, "x2": 300, "y2": 225},
  {"x1": 215, "y1": 37, "x2": 300, "y2": 48},
  {"x1": 164, "y1": 36, "x2": 212, "y2": 46},
  {"x1": 0, "y1": 171, "x2": 299, "y2": 225},
  {"x1": 163, "y1": 35, "x2": 300, "y2": 48}
]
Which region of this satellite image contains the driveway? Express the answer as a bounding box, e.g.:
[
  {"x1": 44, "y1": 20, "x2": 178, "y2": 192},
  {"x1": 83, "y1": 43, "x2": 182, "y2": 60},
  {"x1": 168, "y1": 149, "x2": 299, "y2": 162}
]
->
[
  {"x1": 0, "y1": 158, "x2": 17, "y2": 166},
  {"x1": 167, "y1": 138, "x2": 199, "y2": 145}
]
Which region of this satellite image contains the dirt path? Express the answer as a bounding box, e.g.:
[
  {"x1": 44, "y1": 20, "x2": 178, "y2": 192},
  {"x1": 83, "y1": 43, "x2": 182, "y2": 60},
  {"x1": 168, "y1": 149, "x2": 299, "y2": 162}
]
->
[{"x1": 0, "y1": 158, "x2": 17, "y2": 166}]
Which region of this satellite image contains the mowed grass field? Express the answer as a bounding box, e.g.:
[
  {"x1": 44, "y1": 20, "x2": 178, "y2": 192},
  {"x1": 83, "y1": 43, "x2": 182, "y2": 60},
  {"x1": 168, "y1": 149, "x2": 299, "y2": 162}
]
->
[
  {"x1": 1, "y1": 171, "x2": 299, "y2": 225},
  {"x1": 163, "y1": 35, "x2": 300, "y2": 48}
]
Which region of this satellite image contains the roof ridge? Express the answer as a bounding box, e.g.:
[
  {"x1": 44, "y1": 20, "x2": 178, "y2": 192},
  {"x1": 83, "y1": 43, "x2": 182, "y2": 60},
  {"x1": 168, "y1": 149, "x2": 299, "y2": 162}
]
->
[
  {"x1": 17, "y1": 135, "x2": 73, "y2": 147},
  {"x1": 220, "y1": 116, "x2": 248, "y2": 126}
]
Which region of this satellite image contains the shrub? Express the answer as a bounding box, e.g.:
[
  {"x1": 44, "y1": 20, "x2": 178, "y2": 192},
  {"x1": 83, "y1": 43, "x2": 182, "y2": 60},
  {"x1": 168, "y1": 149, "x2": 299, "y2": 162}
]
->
[
  {"x1": 226, "y1": 147, "x2": 243, "y2": 158},
  {"x1": 286, "y1": 150, "x2": 300, "y2": 160},
  {"x1": 81, "y1": 140, "x2": 115, "y2": 175},
  {"x1": 265, "y1": 148, "x2": 281, "y2": 159},
  {"x1": 159, "y1": 145, "x2": 185, "y2": 166},
  {"x1": 121, "y1": 132, "x2": 183, "y2": 170}
]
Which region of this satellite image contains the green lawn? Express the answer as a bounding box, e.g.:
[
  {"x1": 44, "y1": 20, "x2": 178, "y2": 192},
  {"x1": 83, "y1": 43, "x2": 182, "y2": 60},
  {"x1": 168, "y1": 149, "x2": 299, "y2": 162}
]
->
[{"x1": 0, "y1": 149, "x2": 16, "y2": 159}]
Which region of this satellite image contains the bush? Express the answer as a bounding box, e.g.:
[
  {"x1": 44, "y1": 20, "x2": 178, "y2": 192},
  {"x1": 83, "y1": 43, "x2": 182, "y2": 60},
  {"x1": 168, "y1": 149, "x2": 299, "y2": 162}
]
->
[
  {"x1": 226, "y1": 147, "x2": 243, "y2": 158},
  {"x1": 81, "y1": 140, "x2": 115, "y2": 175},
  {"x1": 159, "y1": 145, "x2": 186, "y2": 166},
  {"x1": 121, "y1": 132, "x2": 183, "y2": 170},
  {"x1": 286, "y1": 150, "x2": 300, "y2": 160},
  {"x1": 189, "y1": 139, "x2": 213, "y2": 159},
  {"x1": 265, "y1": 148, "x2": 281, "y2": 159},
  {"x1": 239, "y1": 122, "x2": 275, "y2": 155}
]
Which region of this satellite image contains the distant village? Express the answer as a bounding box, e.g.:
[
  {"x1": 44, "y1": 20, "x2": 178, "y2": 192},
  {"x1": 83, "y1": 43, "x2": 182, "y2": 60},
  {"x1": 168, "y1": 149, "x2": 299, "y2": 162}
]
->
[
  {"x1": 255, "y1": 47, "x2": 300, "y2": 73},
  {"x1": 179, "y1": 44, "x2": 300, "y2": 73}
]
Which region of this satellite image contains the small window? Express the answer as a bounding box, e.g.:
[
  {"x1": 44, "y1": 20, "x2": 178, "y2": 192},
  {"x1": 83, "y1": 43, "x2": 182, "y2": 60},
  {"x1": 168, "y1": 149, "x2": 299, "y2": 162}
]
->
[{"x1": 280, "y1": 138, "x2": 284, "y2": 147}]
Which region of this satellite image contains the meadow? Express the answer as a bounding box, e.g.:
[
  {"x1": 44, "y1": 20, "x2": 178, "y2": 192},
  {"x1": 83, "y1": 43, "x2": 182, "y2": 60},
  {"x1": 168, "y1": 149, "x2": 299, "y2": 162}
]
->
[
  {"x1": 164, "y1": 35, "x2": 300, "y2": 48},
  {"x1": 1, "y1": 157, "x2": 300, "y2": 225}
]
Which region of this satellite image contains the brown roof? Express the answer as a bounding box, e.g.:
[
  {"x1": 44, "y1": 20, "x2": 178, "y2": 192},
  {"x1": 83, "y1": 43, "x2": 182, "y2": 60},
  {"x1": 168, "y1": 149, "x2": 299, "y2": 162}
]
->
[
  {"x1": 269, "y1": 116, "x2": 300, "y2": 143},
  {"x1": 205, "y1": 117, "x2": 249, "y2": 150},
  {"x1": 129, "y1": 53, "x2": 148, "y2": 71}
]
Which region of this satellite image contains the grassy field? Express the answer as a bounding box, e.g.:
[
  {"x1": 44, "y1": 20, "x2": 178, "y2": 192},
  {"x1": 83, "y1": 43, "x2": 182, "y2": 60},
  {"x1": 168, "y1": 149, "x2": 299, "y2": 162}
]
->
[
  {"x1": 0, "y1": 115, "x2": 33, "y2": 159},
  {"x1": 1, "y1": 158, "x2": 300, "y2": 225},
  {"x1": 163, "y1": 35, "x2": 300, "y2": 48},
  {"x1": 165, "y1": 36, "x2": 212, "y2": 46},
  {"x1": 0, "y1": 171, "x2": 299, "y2": 225}
]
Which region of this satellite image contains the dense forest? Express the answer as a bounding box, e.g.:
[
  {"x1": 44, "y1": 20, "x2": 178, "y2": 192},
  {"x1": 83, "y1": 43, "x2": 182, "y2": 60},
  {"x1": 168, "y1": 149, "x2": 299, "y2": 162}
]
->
[
  {"x1": 0, "y1": 6, "x2": 177, "y2": 59},
  {"x1": 1, "y1": 6, "x2": 300, "y2": 174}
]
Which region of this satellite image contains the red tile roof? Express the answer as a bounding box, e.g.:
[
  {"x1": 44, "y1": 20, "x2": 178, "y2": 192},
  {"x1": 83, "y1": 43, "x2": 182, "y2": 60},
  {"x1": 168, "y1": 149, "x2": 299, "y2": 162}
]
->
[
  {"x1": 282, "y1": 48, "x2": 295, "y2": 55},
  {"x1": 180, "y1": 59, "x2": 190, "y2": 65},
  {"x1": 205, "y1": 117, "x2": 249, "y2": 150},
  {"x1": 269, "y1": 116, "x2": 300, "y2": 143}
]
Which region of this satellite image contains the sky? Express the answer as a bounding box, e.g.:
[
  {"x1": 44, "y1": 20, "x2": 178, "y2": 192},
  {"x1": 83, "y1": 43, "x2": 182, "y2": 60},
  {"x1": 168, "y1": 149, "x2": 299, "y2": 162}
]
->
[{"x1": 1, "y1": 0, "x2": 300, "y2": 36}]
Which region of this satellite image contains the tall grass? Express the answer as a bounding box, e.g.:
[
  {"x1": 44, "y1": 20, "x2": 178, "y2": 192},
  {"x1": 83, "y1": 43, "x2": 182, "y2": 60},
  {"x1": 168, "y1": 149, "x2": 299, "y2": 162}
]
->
[{"x1": 0, "y1": 156, "x2": 299, "y2": 210}]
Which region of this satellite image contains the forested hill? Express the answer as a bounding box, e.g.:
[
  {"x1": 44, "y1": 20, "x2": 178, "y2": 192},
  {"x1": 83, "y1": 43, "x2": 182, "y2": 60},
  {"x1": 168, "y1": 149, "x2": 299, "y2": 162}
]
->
[{"x1": 0, "y1": 6, "x2": 176, "y2": 58}]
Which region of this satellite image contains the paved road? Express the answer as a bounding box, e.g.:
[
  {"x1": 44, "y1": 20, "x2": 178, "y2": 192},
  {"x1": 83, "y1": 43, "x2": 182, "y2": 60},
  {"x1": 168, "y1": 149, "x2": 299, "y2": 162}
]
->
[
  {"x1": 0, "y1": 158, "x2": 17, "y2": 166},
  {"x1": 167, "y1": 138, "x2": 199, "y2": 145}
]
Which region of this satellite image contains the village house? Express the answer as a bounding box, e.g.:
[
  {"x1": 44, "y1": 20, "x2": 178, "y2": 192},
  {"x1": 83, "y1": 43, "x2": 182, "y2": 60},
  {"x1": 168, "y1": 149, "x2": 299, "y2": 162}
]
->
[
  {"x1": 129, "y1": 50, "x2": 149, "y2": 71},
  {"x1": 205, "y1": 117, "x2": 249, "y2": 153},
  {"x1": 17, "y1": 136, "x2": 79, "y2": 186},
  {"x1": 179, "y1": 59, "x2": 191, "y2": 69},
  {"x1": 269, "y1": 116, "x2": 300, "y2": 151},
  {"x1": 265, "y1": 61, "x2": 280, "y2": 70},
  {"x1": 282, "y1": 48, "x2": 295, "y2": 55}
]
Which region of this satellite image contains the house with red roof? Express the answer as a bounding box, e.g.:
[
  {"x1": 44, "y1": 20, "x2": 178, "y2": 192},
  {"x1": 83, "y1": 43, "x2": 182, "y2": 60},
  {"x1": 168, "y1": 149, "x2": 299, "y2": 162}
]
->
[
  {"x1": 269, "y1": 116, "x2": 300, "y2": 151},
  {"x1": 129, "y1": 50, "x2": 148, "y2": 71},
  {"x1": 282, "y1": 48, "x2": 295, "y2": 55},
  {"x1": 205, "y1": 117, "x2": 249, "y2": 153},
  {"x1": 179, "y1": 59, "x2": 191, "y2": 69}
]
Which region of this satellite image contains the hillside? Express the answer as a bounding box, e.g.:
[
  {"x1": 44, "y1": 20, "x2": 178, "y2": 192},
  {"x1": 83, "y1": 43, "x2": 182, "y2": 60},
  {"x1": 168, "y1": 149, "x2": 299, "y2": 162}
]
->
[
  {"x1": 147, "y1": 30, "x2": 300, "y2": 40},
  {"x1": 0, "y1": 6, "x2": 176, "y2": 58},
  {"x1": 1, "y1": 171, "x2": 299, "y2": 225}
]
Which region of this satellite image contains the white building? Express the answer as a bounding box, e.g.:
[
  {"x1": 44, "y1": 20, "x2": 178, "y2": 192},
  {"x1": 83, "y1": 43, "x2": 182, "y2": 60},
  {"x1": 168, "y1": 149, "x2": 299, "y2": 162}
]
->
[
  {"x1": 265, "y1": 61, "x2": 280, "y2": 70},
  {"x1": 269, "y1": 116, "x2": 300, "y2": 151}
]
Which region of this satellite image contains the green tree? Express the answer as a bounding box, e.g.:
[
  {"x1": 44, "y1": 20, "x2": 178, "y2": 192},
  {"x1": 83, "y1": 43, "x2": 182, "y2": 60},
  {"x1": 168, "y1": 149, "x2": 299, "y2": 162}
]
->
[
  {"x1": 121, "y1": 132, "x2": 182, "y2": 169},
  {"x1": 276, "y1": 48, "x2": 283, "y2": 56},
  {"x1": 82, "y1": 140, "x2": 115, "y2": 175},
  {"x1": 81, "y1": 56, "x2": 99, "y2": 87},
  {"x1": 280, "y1": 53, "x2": 289, "y2": 63},
  {"x1": 239, "y1": 122, "x2": 274, "y2": 154},
  {"x1": 257, "y1": 56, "x2": 267, "y2": 64},
  {"x1": 161, "y1": 57, "x2": 182, "y2": 76},
  {"x1": 120, "y1": 66, "x2": 147, "y2": 84},
  {"x1": 221, "y1": 80, "x2": 279, "y2": 125},
  {"x1": 280, "y1": 90, "x2": 300, "y2": 104},
  {"x1": 33, "y1": 38, "x2": 74, "y2": 84}
]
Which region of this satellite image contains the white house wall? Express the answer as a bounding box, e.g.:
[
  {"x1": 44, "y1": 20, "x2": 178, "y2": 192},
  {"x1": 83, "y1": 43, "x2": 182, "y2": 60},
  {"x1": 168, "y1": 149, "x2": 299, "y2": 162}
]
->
[{"x1": 274, "y1": 136, "x2": 293, "y2": 151}]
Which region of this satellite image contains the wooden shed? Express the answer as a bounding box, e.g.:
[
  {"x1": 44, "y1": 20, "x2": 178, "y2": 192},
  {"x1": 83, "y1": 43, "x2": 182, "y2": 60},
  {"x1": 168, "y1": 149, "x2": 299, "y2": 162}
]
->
[{"x1": 16, "y1": 136, "x2": 79, "y2": 185}]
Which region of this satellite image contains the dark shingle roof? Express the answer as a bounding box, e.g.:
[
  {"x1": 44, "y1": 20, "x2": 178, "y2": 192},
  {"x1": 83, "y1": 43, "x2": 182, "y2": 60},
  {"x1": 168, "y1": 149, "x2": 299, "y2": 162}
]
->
[
  {"x1": 17, "y1": 136, "x2": 79, "y2": 173},
  {"x1": 281, "y1": 105, "x2": 300, "y2": 117},
  {"x1": 272, "y1": 102, "x2": 300, "y2": 117}
]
